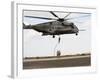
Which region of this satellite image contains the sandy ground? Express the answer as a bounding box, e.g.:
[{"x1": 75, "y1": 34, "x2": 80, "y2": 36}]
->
[{"x1": 23, "y1": 54, "x2": 91, "y2": 69}]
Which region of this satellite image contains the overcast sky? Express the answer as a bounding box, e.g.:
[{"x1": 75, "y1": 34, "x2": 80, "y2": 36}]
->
[{"x1": 23, "y1": 10, "x2": 91, "y2": 57}]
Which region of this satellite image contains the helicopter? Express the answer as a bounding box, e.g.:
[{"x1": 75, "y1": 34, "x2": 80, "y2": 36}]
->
[{"x1": 23, "y1": 11, "x2": 87, "y2": 38}]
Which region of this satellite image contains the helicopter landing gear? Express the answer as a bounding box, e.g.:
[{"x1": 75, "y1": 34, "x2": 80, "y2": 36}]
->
[
  {"x1": 53, "y1": 35, "x2": 55, "y2": 38},
  {"x1": 76, "y1": 33, "x2": 78, "y2": 36}
]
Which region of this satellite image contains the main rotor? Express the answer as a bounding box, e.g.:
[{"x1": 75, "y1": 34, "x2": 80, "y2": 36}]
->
[
  {"x1": 57, "y1": 18, "x2": 65, "y2": 22},
  {"x1": 24, "y1": 11, "x2": 90, "y2": 23},
  {"x1": 25, "y1": 11, "x2": 71, "y2": 23}
]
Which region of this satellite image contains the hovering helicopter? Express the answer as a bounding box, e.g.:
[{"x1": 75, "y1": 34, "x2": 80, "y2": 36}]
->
[{"x1": 23, "y1": 11, "x2": 86, "y2": 38}]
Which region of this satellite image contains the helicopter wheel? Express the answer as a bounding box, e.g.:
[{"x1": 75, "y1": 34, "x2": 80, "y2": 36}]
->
[
  {"x1": 76, "y1": 33, "x2": 78, "y2": 36},
  {"x1": 53, "y1": 35, "x2": 55, "y2": 38}
]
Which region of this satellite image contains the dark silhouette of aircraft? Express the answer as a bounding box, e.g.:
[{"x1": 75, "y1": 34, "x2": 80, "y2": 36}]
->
[{"x1": 23, "y1": 11, "x2": 87, "y2": 38}]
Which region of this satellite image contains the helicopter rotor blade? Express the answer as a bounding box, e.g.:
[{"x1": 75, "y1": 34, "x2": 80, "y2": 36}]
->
[
  {"x1": 64, "y1": 12, "x2": 71, "y2": 19},
  {"x1": 65, "y1": 15, "x2": 90, "y2": 20},
  {"x1": 50, "y1": 11, "x2": 59, "y2": 18},
  {"x1": 25, "y1": 16, "x2": 57, "y2": 20}
]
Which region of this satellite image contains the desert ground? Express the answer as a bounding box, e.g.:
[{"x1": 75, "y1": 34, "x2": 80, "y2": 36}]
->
[{"x1": 23, "y1": 54, "x2": 91, "y2": 69}]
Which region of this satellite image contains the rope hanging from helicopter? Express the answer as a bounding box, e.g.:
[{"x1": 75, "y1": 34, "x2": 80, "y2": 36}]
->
[{"x1": 54, "y1": 35, "x2": 61, "y2": 56}]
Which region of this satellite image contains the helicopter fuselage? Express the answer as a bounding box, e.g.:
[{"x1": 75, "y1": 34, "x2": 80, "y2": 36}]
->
[{"x1": 23, "y1": 21, "x2": 79, "y2": 38}]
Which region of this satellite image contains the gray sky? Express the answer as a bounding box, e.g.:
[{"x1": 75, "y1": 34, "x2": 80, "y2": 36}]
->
[{"x1": 23, "y1": 10, "x2": 91, "y2": 57}]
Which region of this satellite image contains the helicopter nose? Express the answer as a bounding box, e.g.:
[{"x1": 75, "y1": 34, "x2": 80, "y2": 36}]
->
[{"x1": 73, "y1": 26, "x2": 79, "y2": 33}]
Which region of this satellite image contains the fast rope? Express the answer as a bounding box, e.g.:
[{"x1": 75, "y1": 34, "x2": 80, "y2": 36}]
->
[{"x1": 54, "y1": 36, "x2": 61, "y2": 56}]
